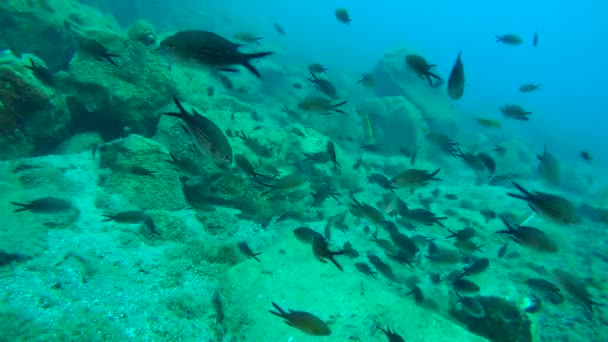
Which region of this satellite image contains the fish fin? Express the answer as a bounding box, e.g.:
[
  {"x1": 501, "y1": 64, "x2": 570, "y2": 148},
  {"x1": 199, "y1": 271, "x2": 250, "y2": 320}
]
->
[
  {"x1": 242, "y1": 51, "x2": 274, "y2": 78},
  {"x1": 334, "y1": 109, "x2": 348, "y2": 115},
  {"x1": 218, "y1": 67, "x2": 239, "y2": 73},
  {"x1": 269, "y1": 302, "x2": 287, "y2": 317},
  {"x1": 104, "y1": 55, "x2": 119, "y2": 68},
  {"x1": 329, "y1": 255, "x2": 344, "y2": 271}
]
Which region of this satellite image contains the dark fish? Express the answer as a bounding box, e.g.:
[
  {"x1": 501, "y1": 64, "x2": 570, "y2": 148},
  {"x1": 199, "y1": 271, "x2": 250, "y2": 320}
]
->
[
  {"x1": 335, "y1": 8, "x2": 351, "y2": 25},
  {"x1": 580, "y1": 151, "x2": 593, "y2": 164},
  {"x1": 11, "y1": 197, "x2": 72, "y2": 213},
  {"x1": 354, "y1": 262, "x2": 377, "y2": 278},
  {"x1": 407, "y1": 285, "x2": 424, "y2": 305},
  {"x1": 326, "y1": 141, "x2": 340, "y2": 172},
  {"x1": 24, "y1": 58, "x2": 55, "y2": 86},
  {"x1": 159, "y1": 30, "x2": 273, "y2": 78},
  {"x1": 233, "y1": 32, "x2": 263, "y2": 45},
  {"x1": 353, "y1": 155, "x2": 363, "y2": 170},
  {"x1": 457, "y1": 294, "x2": 485, "y2": 318},
  {"x1": 356, "y1": 72, "x2": 374, "y2": 88},
  {"x1": 216, "y1": 73, "x2": 234, "y2": 91},
  {"x1": 533, "y1": 30, "x2": 539, "y2": 47},
  {"x1": 447, "y1": 51, "x2": 465, "y2": 100},
  {"x1": 206, "y1": 86, "x2": 214, "y2": 96},
  {"x1": 312, "y1": 237, "x2": 346, "y2": 271},
  {"x1": 500, "y1": 104, "x2": 531, "y2": 121},
  {"x1": 519, "y1": 84, "x2": 541, "y2": 93},
  {"x1": 64, "y1": 21, "x2": 120, "y2": 67},
  {"x1": 553, "y1": 269, "x2": 602, "y2": 312},
  {"x1": 497, "y1": 218, "x2": 558, "y2": 252},
  {"x1": 379, "y1": 326, "x2": 405, "y2": 342},
  {"x1": 497, "y1": 242, "x2": 508, "y2": 258},
  {"x1": 298, "y1": 96, "x2": 348, "y2": 115},
  {"x1": 273, "y1": 22, "x2": 285, "y2": 35},
  {"x1": 368, "y1": 254, "x2": 395, "y2": 281},
  {"x1": 537, "y1": 145, "x2": 561, "y2": 186},
  {"x1": 405, "y1": 54, "x2": 441, "y2": 86},
  {"x1": 452, "y1": 278, "x2": 480, "y2": 294},
  {"x1": 162, "y1": 96, "x2": 232, "y2": 165},
  {"x1": 269, "y1": 302, "x2": 331, "y2": 336},
  {"x1": 392, "y1": 168, "x2": 441, "y2": 188},
  {"x1": 292, "y1": 82, "x2": 303, "y2": 89},
  {"x1": 102, "y1": 210, "x2": 147, "y2": 223},
  {"x1": 293, "y1": 227, "x2": 324, "y2": 244},
  {"x1": 237, "y1": 241, "x2": 262, "y2": 262},
  {"x1": 462, "y1": 257, "x2": 490, "y2": 276},
  {"x1": 308, "y1": 71, "x2": 337, "y2": 98},
  {"x1": 368, "y1": 173, "x2": 397, "y2": 192},
  {"x1": 477, "y1": 152, "x2": 496, "y2": 175},
  {"x1": 495, "y1": 34, "x2": 523, "y2": 45},
  {"x1": 446, "y1": 227, "x2": 476, "y2": 241},
  {"x1": 507, "y1": 182, "x2": 578, "y2": 224},
  {"x1": 308, "y1": 63, "x2": 328, "y2": 74}
]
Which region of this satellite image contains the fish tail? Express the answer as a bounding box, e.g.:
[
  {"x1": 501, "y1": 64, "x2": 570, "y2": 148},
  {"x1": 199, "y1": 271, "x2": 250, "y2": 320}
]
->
[
  {"x1": 171, "y1": 95, "x2": 189, "y2": 115},
  {"x1": 10, "y1": 202, "x2": 29, "y2": 213},
  {"x1": 253, "y1": 253, "x2": 262, "y2": 263},
  {"x1": 510, "y1": 181, "x2": 532, "y2": 198},
  {"x1": 269, "y1": 302, "x2": 287, "y2": 317},
  {"x1": 332, "y1": 100, "x2": 348, "y2": 108},
  {"x1": 242, "y1": 51, "x2": 274, "y2": 79},
  {"x1": 495, "y1": 35, "x2": 503, "y2": 42}
]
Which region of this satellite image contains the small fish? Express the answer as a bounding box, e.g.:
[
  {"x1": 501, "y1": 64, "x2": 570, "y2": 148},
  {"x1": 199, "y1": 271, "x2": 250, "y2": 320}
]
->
[
  {"x1": 11, "y1": 197, "x2": 73, "y2": 213},
  {"x1": 292, "y1": 82, "x2": 303, "y2": 89},
  {"x1": 452, "y1": 278, "x2": 481, "y2": 294},
  {"x1": 356, "y1": 72, "x2": 374, "y2": 88},
  {"x1": 360, "y1": 111, "x2": 376, "y2": 144},
  {"x1": 519, "y1": 84, "x2": 541, "y2": 93},
  {"x1": 65, "y1": 23, "x2": 120, "y2": 67},
  {"x1": 447, "y1": 51, "x2": 465, "y2": 100},
  {"x1": 457, "y1": 294, "x2": 485, "y2": 318},
  {"x1": 495, "y1": 34, "x2": 523, "y2": 45},
  {"x1": 237, "y1": 241, "x2": 262, "y2": 262},
  {"x1": 308, "y1": 63, "x2": 328, "y2": 74},
  {"x1": 500, "y1": 104, "x2": 531, "y2": 121},
  {"x1": 580, "y1": 151, "x2": 593, "y2": 164},
  {"x1": 24, "y1": 58, "x2": 55, "y2": 86},
  {"x1": 533, "y1": 30, "x2": 539, "y2": 47},
  {"x1": 379, "y1": 326, "x2": 405, "y2": 342},
  {"x1": 475, "y1": 118, "x2": 502, "y2": 128},
  {"x1": 161, "y1": 96, "x2": 232, "y2": 165},
  {"x1": 298, "y1": 96, "x2": 348, "y2": 115},
  {"x1": 462, "y1": 257, "x2": 490, "y2": 276},
  {"x1": 308, "y1": 71, "x2": 337, "y2": 98},
  {"x1": 269, "y1": 302, "x2": 331, "y2": 336},
  {"x1": 159, "y1": 30, "x2": 273, "y2": 78},
  {"x1": 273, "y1": 22, "x2": 285, "y2": 35},
  {"x1": 497, "y1": 242, "x2": 508, "y2": 258},
  {"x1": 233, "y1": 32, "x2": 263, "y2": 45},
  {"x1": 335, "y1": 8, "x2": 352, "y2": 25},
  {"x1": 405, "y1": 54, "x2": 441, "y2": 86},
  {"x1": 102, "y1": 210, "x2": 147, "y2": 223},
  {"x1": 353, "y1": 155, "x2": 363, "y2": 170},
  {"x1": 312, "y1": 236, "x2": 346, "y2": 271},
  {"x1": 206, "y1": 86, "x2": 214, "y2": 96},
  {"x1": 293, "y1": 227, "x2": 324, "y2": 244},
  {"x1": 326, "y1": 140, "x2": 340, "y2": 172}
]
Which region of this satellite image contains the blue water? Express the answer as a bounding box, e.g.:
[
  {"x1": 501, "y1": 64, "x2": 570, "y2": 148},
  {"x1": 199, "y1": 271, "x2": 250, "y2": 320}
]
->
[{"x1": 222, "y1": 0, "x2": 608, "y2": 169}]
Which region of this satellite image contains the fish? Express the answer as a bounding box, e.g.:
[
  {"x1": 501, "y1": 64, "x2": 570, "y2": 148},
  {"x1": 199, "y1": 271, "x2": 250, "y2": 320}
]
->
[
  {"x1": 308, "y1": 63, "x2": 328, "y2": 74},
  {"x1": 24, "y1": 58, "x2": 55, "y2": 86},
  {"x1": 233, "y1": 32, "x2": 263, "y2": 45},
  {"x1": 447, "y1": 51, "x2": 465, "y2": 100},
  {"x1": 326, "y1": 141, "x2": 340, "y2": 172},
  {"x1": 508, "y1": 182, "x2": 578, "y2": 224},
  {"x1": 102, "y1": 210, "x2": 147, "y2": 223},
  {"x1": 293, "y1": 227, "x2": 324, "y2": 244},
  {"x1": 308, "y1": 71, "x2": 337, "y2": 98},
  {"x1": 497, "y1": 218, "x2": 558, "y2": 252},
  {"x1": 335, "y1": 8, "x2": 352, "y2": 25},
  {"x1": 356, "y1": 72, "x2": 374, "y2": 88},
  {"x1": 379, "y1": 326, "x2": 405, "y2": 342},
  {"x1": 216, "y1": 73, "x2": 234, "y2": 91},
  {"x1": 446, "y1": 227, "x2": 476, "y2": 241},
  {"x1": 359, "y1": 111, "x2": 376, "y2": 144},
  {"x1": 269, "y1": 302, "x2": 331, "y2": 336},
  {"x1": 452, "y1": 278, "x2": 481, "y2": 294},
  {"x1": 161, "y1": 96, "x2": 232, "y2": 165},
  {"x1": 159, "y1": 30, "x2": 273, "y2": 78},
  {"x1": 537, "y1": 145, "x2": 561, "y2": 186},
  {"x1": 497, "y1": 242, "x2": 508, "y2": 258},
  {"x1": 405, "y1": 54, "x2": 441, "y2": 86},
  {"x1": 64, "y1": 22, "x2": 120, "y2": 68},
  {"x1": 500, "y1": 104, "x2": 531, "y2": 121},
  {"x1": 273, "y1": 22, "x2": 285, "y2": 35},
  {"x1": 312, "y1": 236, "x2": 346, "y2": 271},
  {"x1": 475, "y1": 118, "x2": 502, "y2": 128},
  {"x1": 553, "y1": 269, "x2": 602, "y2": 312},
  {"x1": 533, "y1": 30, "x2": 539, "y2": 47},
  {"x1": 11, "y1": 197, "x2": 73, "y2": 213},
  {"x1": 495, "y1": 34, "x2": 523, "y2": 45},
  {"x1": 368, "y1": 173, "x2": 397, "y2": 192},
  {"x1": 477, "y1": 152, "x2": 496, "y2": 175},
  {"x1": 354, "y1": 262, "x2": 377, "y2": 278},
  {"x1": 392, "y1": 168, "x2": 441, "y2": 188},
  {"x1": 580, "y1": 151, "x2": 593, "y2": 164},
  {"x1": 462, "y1": 257, "x2": 490, "y2": 276},
  {"x1": 298, "y1": 96, "x2": 348, "y2": 115},
  {"x1": 456, "y1": 294, "x2": 485, "y2": 318},
  {"x1": 519, "y1": 84, "x2": 541, "y2": 93},
  {"x1": 237, "y1": 241, "x2": 262, "y2": 262}
]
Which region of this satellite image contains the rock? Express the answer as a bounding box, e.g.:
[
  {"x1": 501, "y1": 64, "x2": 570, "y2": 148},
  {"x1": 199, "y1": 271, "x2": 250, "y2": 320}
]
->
[
  {"x1": 97, "y1": 134, "x2": 187, "y2": 210},
  {"x1": 127, "y1": 20, "x2": 157, "y2": 46},
  {"x1": 54, "y1": 132, "x2": 104, "y2": 155}
]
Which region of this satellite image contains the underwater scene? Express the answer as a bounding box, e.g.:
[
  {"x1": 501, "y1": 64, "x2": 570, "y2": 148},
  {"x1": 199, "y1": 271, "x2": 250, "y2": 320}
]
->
[{"x1": 1, "y1": 0, "x2": 607, "y2": 341}]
